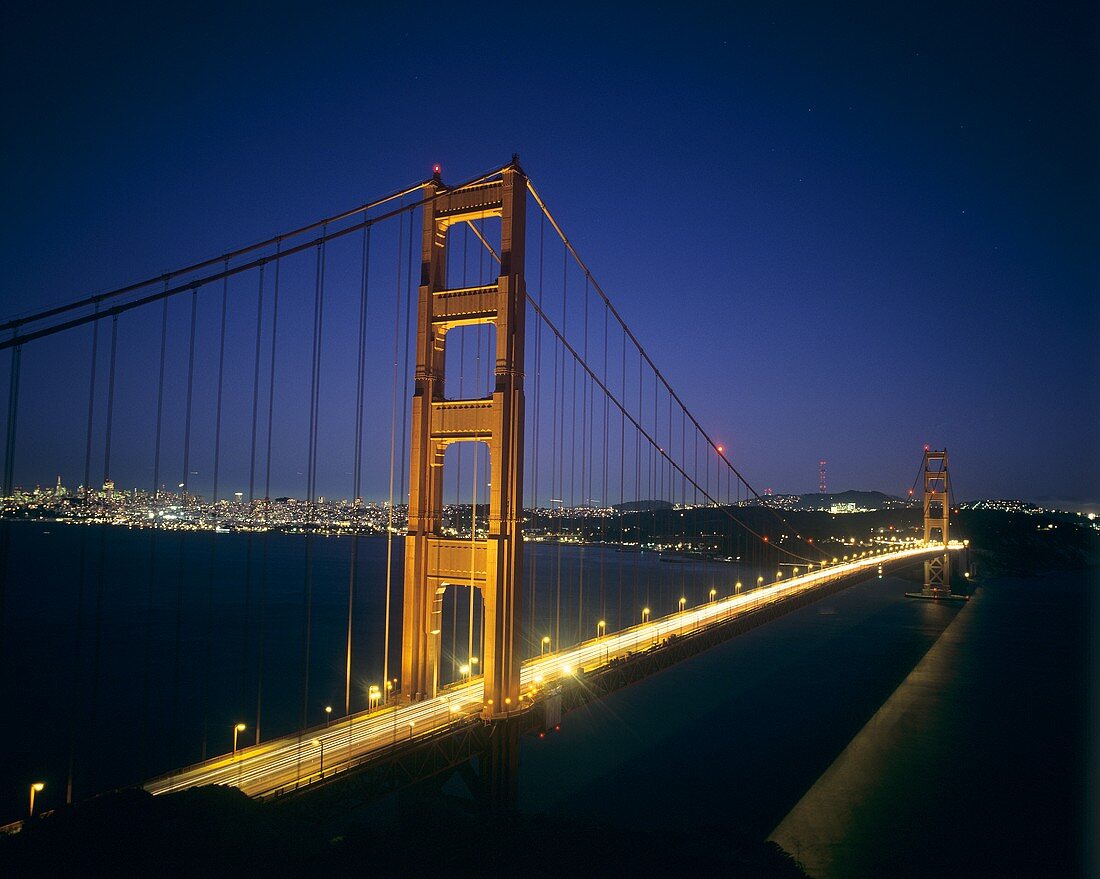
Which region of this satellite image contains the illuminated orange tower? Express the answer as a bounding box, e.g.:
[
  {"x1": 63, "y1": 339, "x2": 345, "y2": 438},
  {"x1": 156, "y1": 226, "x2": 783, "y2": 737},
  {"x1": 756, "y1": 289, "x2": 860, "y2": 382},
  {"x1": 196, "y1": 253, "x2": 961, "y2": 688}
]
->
[
  {"x1": 921, "y1": 448, "x2": 951, "y2": 596},
  {"x1": 401, "y1": 161, "x2": 526, "y2": 718}
]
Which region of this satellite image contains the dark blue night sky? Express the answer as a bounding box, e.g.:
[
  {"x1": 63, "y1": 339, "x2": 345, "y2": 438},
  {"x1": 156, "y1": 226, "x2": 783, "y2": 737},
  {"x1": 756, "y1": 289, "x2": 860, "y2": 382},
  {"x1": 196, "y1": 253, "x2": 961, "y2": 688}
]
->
[{"x1": 2, "y1": 2, "x2": 1096, "y2": 504}]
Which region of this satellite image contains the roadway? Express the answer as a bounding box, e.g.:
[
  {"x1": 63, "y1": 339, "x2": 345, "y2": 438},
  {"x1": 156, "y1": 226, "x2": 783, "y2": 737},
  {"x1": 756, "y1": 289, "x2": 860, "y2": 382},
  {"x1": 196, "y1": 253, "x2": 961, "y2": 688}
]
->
[{"x1": 143, "y1": 543, "x2": 958, "y2": 800}]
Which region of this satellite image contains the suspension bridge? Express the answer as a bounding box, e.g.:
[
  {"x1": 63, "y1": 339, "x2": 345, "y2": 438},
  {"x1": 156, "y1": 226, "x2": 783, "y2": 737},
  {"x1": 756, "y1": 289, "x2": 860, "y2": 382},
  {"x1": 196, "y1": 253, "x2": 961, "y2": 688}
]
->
[{"x1": 0, "y1": 158, "x2": 964, "y2": 823}]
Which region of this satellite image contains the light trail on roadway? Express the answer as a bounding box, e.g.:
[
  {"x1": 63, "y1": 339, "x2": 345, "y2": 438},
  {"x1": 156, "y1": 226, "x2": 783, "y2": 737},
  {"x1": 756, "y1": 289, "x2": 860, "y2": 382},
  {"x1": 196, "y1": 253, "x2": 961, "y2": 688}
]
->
[{"x1": 143, "y1": 544, "x2": 957, "y2": 800}]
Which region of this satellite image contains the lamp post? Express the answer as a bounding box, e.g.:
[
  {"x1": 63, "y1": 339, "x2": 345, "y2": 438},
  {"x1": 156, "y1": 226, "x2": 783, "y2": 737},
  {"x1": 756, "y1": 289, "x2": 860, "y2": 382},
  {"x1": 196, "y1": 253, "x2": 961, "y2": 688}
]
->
[
  {"x1": 368, "y1": 685, "x2": 381, "y2": 710},
  {"x1": 232, "y1": 723, "x2": 247, "y2": 756},
  {"x1": 311, "y1": 738, "x2": 324, "y2": 776},
  {"x1": 678, "y1": 597, "x2": 686, "y2": 634},
  {"x1": 597, "y1": 620, "x2": 606, "y2": 638},
  {"x1": 641, "y1": 607, "x2": 650, "y2": 624},
  {"x1": 28, "y1": 782, "x2": 44, "y2": 818},
  {"x1": 541, "y1": 635, "x2": 551, "y2": 655},
  {"x1": 460, "y1": 664, "x2": 471, "y2": 681},
  {"x1": 709, "y1": 588, "x2": 717, "y2": 603},
  {"x1": 324, "y1": 705, "x2": 332, "y2": 727}
]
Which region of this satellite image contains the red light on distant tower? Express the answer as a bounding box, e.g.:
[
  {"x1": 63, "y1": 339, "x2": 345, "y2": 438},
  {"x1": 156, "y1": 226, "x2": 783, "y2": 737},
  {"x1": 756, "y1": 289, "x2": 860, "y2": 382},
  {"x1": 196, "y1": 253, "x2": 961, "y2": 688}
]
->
[
  {"x1": 717, "y1": 444, "x2": 724, "y2": 454},
  {"x1": 432, "y1": 163, "x2": 441, "y2": 175}
]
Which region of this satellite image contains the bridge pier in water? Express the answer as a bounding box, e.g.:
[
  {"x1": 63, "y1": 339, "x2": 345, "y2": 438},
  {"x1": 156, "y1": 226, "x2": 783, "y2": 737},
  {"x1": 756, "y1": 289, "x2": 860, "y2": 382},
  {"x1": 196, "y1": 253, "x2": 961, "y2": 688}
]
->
[{"x1": 401, "y1": 160, "x2": 527, "y2": 717}]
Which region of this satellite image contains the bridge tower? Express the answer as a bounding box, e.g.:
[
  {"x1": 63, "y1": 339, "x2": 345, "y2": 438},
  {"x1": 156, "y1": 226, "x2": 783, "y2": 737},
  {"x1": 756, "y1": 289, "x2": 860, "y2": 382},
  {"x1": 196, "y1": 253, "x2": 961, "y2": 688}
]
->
[
  {"x1": 401, "y1": 161, "x2": 526, "y2": 718},
  {"x1": 921, "y1": 448, "x2": 951, "y2": 597}
]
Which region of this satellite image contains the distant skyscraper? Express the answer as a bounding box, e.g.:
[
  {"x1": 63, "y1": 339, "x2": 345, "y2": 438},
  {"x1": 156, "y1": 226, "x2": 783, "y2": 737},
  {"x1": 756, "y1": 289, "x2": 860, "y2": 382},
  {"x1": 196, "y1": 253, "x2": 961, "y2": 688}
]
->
[{"x1": 819, "y1": 460, "x2": 827, "y2": 493}]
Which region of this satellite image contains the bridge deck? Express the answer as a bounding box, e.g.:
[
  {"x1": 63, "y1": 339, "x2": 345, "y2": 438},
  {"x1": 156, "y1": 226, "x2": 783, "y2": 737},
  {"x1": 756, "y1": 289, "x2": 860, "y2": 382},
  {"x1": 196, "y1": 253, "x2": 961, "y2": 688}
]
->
[{"x1": 143, "y1": 545, "x2": 957, "y2": 800}]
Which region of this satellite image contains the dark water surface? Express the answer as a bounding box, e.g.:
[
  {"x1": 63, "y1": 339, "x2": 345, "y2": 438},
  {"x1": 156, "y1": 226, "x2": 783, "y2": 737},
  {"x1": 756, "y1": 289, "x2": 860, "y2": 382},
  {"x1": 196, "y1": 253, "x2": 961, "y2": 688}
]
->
[
  {"x1": 0, "y1": 521, "x2": 750, "y2": 820},
  {"x1": 516, "y1": 572, "x2": 1090, "y2": 878},
  {"x1": 2, "y1": 521, "x2": 1089, "y2": 878},
  {"x1": 770, "y1": 572, "x2": 1091, "y2": 878}
]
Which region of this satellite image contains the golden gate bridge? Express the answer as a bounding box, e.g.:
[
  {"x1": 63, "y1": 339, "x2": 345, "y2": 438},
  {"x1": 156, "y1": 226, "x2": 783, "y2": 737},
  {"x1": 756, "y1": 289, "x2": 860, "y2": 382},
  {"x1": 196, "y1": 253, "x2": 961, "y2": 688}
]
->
[{"x1": 0, "y1": 157, "x2": 964, "y2": 825}]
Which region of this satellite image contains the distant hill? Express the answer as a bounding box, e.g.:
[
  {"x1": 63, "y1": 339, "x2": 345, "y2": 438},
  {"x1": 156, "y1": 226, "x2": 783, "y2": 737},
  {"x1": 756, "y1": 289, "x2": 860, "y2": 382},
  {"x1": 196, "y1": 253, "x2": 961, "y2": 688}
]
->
[
  {"x1": 791, "y1": 490, "x2": 909, "y2": 510},
  {"x1": 612, "y1": 499, "x2": 675, "y2": 513}
]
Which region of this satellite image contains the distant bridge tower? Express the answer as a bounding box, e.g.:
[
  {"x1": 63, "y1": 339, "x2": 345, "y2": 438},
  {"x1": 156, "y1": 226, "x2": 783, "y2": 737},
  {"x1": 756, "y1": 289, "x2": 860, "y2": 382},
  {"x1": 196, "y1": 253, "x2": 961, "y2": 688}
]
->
[
  {"x1": 921, "y1": 448, "x2": 951, "y2": 597},
  {"x1": 401, "y1": 161, "x2": 526, "y2": 718}
]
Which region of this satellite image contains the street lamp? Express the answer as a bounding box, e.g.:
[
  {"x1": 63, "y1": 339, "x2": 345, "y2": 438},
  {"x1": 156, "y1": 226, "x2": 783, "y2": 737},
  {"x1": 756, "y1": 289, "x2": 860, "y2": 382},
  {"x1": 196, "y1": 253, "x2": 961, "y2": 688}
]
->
[
  {"x1": 460, "y1": 664, "x2": 471, "y2": 680},
  {"x1": 368, "y1": 684, "x2": 381, "y2": 710},
  {"x1": 311, "y1": 738, "x2": 324, "y2": 776},
  {"x1": 597, "y1": 620, "x2": 606, "y2": 638},
  {"x1": 735, "y1": 581, "x2": 742, "y2": 593},
  {"x1": 679, "y1": 597, "x2": 686, "y2": 612},
  {"x1": 324, "y1": 705, "x2": 333, "y2": 727},
  {"x1": 28, "y1": 782, "x2": 44, "y2": 818},
  {"x1": 709, "y1": 588, "x2": 717, "y2": 603},
  {"x1": 757, "y1": 576, "x2": 764, "y2": 586},
  {"x1": 232, "y1": 722, "x2": 247, "y2": 756},
  {"x1": 541, "y1": 635, "x2": 551, "y2": 655}
]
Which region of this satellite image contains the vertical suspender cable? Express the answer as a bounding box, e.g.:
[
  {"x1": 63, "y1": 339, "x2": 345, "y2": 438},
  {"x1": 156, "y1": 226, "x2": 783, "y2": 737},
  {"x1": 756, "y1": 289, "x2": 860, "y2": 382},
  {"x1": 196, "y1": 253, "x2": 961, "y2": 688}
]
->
[
  {"x1": 601, "y1": 300, "x2": 609, "y2": 624},
  {"x1": 403, "y1": 204, "x2": 417, "y2": 664},
  {"x1": 248, "y1": 267, "x2": 265, "y2": 504},
  {"x1": 241, "y1": 266, "x2": 264, "y2": 715},
  {"x1": 172, "y1": 290, "x2": 198, "y2": 766},
  {"x1": 212, "y1": 265, "x2": 228, "y2": 503},
  {"x1": 383, "y1": 210, "x2": 404, "y2": 701},
  {"x1": 298, "y1": 232, "x2": 326, "y2": 780},
  {"x1": 89, "y1": 314, "x2": 118, "y2": 785},
  {"x1": 346, "y1": 224, "x2": 370, "y2": 717},
  {"x1": 620, "y1": 322, "x2": 627, "y2": 628},
  {"x1": 554, "y1": 245, "x2": 566, "y2": 650},
  {"x1": 0, "y1": 331, "x2": 20, "y2": 675},
  {"x1": 577, "y1": 274, "x2": 588, "y2": 639},
  {"x1": 200, "y1": 267, "x2": 229, "y2": 760},
  {"x1": 66, "y1": 309, "x2": 99, "y2": 804},
  {"x1": 141, "y1": 294, "x2": 169, "y2": 776},
  {"x1": 529, "y1": 208, "x2": 544, "y2": 649},
  {"x1": 1, "y1": 336, "x2": 20, "y2": 497},
  {"x1": 256, "y1": 244, "x2": 281, "y2": 744}
]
